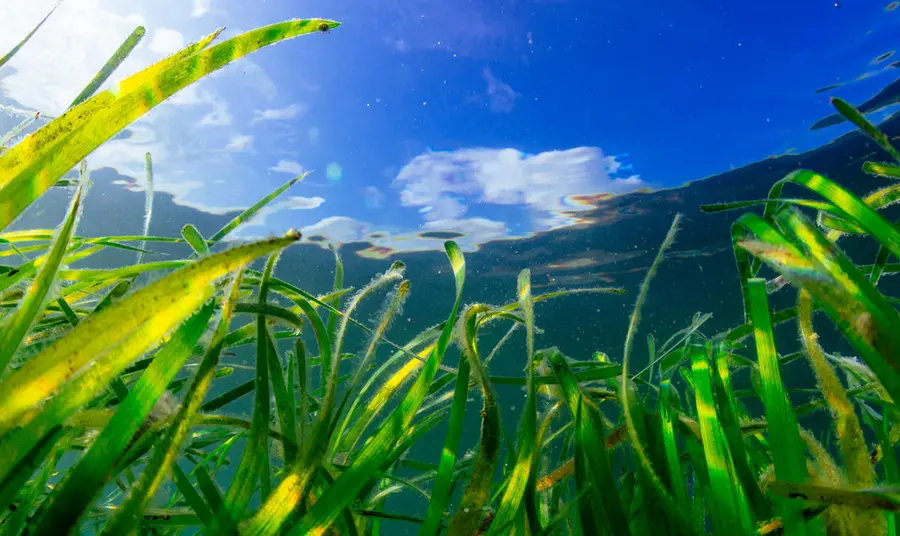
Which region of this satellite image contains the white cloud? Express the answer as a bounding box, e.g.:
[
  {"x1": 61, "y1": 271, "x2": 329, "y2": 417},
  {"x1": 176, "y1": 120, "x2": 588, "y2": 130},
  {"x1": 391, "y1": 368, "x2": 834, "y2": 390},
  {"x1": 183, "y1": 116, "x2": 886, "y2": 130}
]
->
[
  {"x1": 229, "y1": 195, "x2": 326, "y2": 231},
  {"x1": 355, "y1": 217, "x2": 512, "y2": 255},
  {"x1": 294, "y1": 216, "x2": 509, "y2": 253},
  {"x1": 77, "y1": 98, "x2": 268, "y2": 217},
  {"x1": 250, "y1": 103, "x2": 306, "y2": 124},
  {"x1": 166, "y1": 84, "x2": 203, "y2": 106},
  {"x1": 0, "y1": 0, "x2": 294, "y2": 219},
  {"x1": 393, "y1": 146, "x2": 644, "y2": 231},
  {"x1": 280, "y1": 196, "x2": 325, "y2": 210},
  {"x1": 235, "y1": 145, "x2": 644, "y2": 253},
  {"x1": 225, "y1": 134, "x2": 253, "y2": 152},
  {"x1": 197, "y1": 95, "x2": 232, "y2": 126},
  {"x1": 419, "y1": 196, "x2": 467, "y2": 221},
  {"x1": 237, "y1": 60, "x2": 277, "y2": 100},
  {"x1": 229, "y1": 212, "x2": 511, "y2": 254},
  {"x1": 191, "y1": 0, "x2": 212, "y2": 17},
  {"x1": 421, "y1": 217, "x2": 509, "y2": 244},
  {"x1": 0, "y1": 1, "x2": 149, "y2": 116},
  {"x1": 148, "y1": 28, "x2": 185, "y2": 54},
  {"x1": 301, "y1": 216, "x2": 370, "y2": 243},
  {"x1": 269, "y1": 159, "x2": 304, "y2": 175},
  {"x1": 163, "y1": 85, "x2": 236, "y2": 130},
  {"x1": 89, "y1": 118, "x2": 216, "y2": 213}
]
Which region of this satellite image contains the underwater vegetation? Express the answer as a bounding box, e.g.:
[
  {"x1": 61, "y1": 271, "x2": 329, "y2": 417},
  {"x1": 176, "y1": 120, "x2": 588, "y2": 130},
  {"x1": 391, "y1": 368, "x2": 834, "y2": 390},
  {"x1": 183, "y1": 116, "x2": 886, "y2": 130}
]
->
[
  {"x1": 3, "y1": 10, "x2": 900, "y2": 536},
  {"x1": 809, "y1": 75, "x2": 900, "y2": 131}
]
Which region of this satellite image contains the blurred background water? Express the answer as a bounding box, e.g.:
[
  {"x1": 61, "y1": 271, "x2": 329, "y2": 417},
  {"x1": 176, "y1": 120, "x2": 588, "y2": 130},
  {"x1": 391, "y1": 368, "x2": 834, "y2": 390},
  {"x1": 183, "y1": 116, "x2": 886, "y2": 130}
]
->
[{"x1": 2, "y1": 0, "x2": 900, "y2": 533}]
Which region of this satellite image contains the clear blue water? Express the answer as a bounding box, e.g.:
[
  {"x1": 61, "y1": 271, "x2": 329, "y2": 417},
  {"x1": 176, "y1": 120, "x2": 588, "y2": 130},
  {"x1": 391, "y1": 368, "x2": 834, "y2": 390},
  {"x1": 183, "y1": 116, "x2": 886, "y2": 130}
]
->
[{"x1": 3, "y1": 1, "x2": 899, "y2": 254}]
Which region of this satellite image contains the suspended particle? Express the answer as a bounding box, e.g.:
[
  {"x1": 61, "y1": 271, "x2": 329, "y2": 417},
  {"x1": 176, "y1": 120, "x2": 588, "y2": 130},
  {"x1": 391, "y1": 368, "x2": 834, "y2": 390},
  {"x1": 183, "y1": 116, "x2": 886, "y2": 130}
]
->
[{"x1": 814, "y1": 83, "x2": 842, "y2": 94}]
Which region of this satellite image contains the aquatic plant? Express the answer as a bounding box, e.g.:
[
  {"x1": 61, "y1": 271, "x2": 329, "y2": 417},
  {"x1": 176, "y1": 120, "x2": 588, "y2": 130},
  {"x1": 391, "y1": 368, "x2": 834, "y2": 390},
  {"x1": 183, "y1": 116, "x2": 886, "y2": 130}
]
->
[{"x1": 1, "y1": 8, "x2": 900, "y2": 536}]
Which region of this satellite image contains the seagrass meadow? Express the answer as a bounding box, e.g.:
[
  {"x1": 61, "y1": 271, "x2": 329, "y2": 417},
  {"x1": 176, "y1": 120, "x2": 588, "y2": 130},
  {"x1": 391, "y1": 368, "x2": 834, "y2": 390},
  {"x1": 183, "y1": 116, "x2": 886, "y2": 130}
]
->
[{"x1": 4, "y1": 12, "x2": 900, "y2": 536}]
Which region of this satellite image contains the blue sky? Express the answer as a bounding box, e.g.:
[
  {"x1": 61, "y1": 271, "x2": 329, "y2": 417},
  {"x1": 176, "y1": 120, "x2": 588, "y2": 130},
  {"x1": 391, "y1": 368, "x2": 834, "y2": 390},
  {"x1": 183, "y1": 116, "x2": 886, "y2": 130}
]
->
[{"x1": 2, "y1": 0, "x2": 899, "y2": 255}]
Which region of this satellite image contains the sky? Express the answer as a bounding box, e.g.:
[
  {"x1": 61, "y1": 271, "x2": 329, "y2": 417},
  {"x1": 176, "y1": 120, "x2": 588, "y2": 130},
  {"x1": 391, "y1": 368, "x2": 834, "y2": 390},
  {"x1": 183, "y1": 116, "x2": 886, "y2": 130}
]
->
[{"x1": 1, "y1": 0, "x2": 899, "y2": 256}]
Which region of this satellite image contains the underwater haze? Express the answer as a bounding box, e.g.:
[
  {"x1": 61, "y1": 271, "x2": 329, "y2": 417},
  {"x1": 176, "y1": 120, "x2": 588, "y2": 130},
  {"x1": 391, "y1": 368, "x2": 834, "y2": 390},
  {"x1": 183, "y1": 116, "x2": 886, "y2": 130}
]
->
[{"x1": 2, "y1": 0, "x2": 900, "y2": 535}]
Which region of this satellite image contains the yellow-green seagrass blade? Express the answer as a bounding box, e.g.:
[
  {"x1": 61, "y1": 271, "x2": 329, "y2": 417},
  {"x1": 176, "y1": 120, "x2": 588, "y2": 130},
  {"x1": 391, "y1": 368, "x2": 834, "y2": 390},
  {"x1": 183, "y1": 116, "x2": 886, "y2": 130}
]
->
[
  {"x1": 0, "y1": 19, "x2": 338, "y2": 231},
  {"x1": 0, "y1": 232, "x2": 300, "y2": 435}
]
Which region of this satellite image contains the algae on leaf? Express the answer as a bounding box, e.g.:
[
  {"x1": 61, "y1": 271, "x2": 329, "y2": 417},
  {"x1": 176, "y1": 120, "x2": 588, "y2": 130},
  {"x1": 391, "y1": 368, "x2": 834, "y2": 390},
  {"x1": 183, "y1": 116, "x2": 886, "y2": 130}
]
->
[{"x1": 0, "y1": 19, "x2": 338, "y2": 231}]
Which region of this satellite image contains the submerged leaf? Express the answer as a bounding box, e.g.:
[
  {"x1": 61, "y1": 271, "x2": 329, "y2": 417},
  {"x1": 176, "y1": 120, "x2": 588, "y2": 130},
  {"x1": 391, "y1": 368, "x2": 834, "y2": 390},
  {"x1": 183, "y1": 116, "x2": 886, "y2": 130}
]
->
[
  {"x1": 0, "y1": 20, "x2": 338, "y2": 231},
  {"x1": 100, "y1": 265, "x2": 247, "y2": 535},
  {"x1": 29, "y1": 302, "x2": 214, "y2": 535},
  {"x1": 0, "y1": 232, "x2": 300, "y2": 436},
  {"x1": 0, "y1": 177, "x2": 86, "y2": 373}
]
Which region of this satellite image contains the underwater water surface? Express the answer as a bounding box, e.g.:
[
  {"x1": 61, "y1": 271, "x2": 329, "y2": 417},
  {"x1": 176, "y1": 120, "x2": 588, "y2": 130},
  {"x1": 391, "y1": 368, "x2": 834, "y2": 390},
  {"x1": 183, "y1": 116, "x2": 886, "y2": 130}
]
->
[{"x1": 2, "y1": 1, "x2": 900, "y2": 535}]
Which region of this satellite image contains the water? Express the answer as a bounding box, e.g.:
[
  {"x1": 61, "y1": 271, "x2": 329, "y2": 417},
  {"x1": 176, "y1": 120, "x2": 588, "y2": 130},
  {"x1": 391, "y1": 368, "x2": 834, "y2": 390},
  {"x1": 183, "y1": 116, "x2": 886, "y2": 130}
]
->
[{"x1": 2, "y1": 1, "x2": 900, "y2": 534}]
